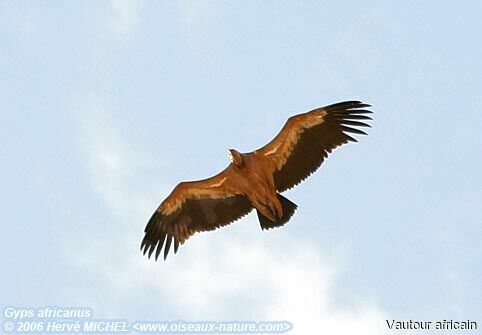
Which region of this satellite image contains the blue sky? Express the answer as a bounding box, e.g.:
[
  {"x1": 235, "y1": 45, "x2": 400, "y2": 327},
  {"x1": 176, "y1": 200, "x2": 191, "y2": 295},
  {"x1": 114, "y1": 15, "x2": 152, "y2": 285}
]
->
[{"x1": 1, "y1": 1, "x2": 481, "y2": 334}]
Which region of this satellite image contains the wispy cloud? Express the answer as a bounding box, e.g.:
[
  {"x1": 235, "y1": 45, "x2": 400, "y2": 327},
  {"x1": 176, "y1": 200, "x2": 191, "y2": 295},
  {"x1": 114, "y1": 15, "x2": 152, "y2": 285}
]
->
[
  {"x1": 178, "y1": 0, "x2": 216, "y2": 52},
  {"x1": 77, "y1": 95, "x2": 160, "y2": 219},
  {"x1": 109, "y1": 0, "x2": 143, "y2": 41}
]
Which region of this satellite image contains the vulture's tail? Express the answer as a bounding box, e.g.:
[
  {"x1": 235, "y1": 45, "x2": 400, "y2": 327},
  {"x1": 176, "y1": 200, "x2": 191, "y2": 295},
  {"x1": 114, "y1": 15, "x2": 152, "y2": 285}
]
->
[{"x1": 257, "y1": 194, "x2": 297, "y2": 230}]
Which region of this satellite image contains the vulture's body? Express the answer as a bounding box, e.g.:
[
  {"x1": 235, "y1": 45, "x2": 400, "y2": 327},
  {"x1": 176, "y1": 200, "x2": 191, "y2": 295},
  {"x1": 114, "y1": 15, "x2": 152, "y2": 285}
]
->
[{"x1": 141, "y1": 101, "x2": 372, "y2": 261}]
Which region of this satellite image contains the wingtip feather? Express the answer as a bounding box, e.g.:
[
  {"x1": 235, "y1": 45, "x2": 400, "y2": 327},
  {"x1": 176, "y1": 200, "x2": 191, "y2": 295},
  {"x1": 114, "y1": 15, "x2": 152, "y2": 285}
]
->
[{"x1": 163, "y1": 236, "x2": 172, "y2": 260}]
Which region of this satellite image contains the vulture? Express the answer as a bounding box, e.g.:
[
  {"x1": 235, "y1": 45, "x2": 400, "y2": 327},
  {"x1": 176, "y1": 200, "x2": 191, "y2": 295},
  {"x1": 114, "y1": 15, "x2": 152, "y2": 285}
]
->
[{"x1": 141, "y1": 101, "x2": 372, "y2": 261}]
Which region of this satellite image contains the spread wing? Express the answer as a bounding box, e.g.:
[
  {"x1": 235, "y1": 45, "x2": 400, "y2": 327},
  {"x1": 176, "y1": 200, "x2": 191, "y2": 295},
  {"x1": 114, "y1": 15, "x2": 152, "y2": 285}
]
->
[
  {"x1": 256, "y1": 101, "x2": 372, "y2": 192},
  {"x1": 141, "y1": 165, "x2": 252, "y2": 261}
]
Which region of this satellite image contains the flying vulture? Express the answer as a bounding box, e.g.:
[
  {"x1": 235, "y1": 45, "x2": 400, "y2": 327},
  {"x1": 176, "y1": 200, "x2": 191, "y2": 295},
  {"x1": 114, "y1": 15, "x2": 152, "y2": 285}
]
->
[{"x1": 141, "y1": 101, "x2": 372, "y2": 261}]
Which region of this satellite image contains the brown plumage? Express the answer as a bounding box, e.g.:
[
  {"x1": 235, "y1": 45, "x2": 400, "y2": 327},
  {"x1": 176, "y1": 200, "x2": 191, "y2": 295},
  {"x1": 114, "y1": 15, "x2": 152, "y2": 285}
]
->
[{"x1": 141, "y1": 100, "x2": 372, "y2": 261}]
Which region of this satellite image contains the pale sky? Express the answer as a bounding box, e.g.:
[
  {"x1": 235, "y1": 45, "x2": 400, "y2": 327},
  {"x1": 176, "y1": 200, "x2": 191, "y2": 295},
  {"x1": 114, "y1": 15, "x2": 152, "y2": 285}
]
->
[{"x1": 1, "y1": 1, "x2": 481, "y2": 334}]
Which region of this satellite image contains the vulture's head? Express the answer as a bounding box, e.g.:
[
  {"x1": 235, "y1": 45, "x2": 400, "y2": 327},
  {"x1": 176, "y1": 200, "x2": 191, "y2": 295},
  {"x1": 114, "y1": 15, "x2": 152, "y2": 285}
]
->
[{"x1": 228, "y1": 149, "x2": 244, "y2": 168}]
